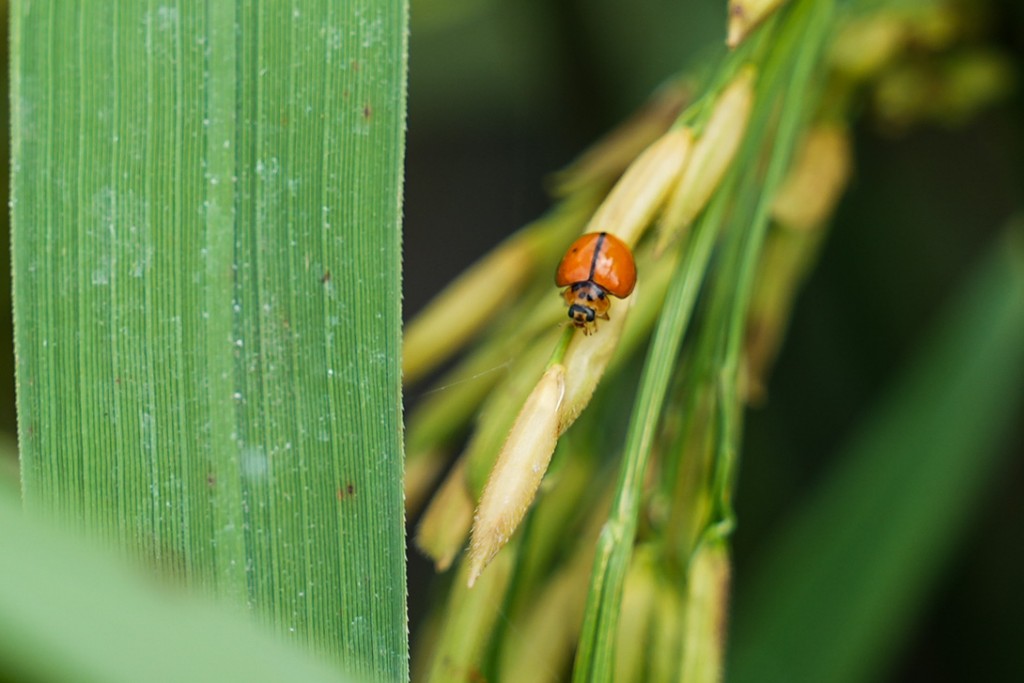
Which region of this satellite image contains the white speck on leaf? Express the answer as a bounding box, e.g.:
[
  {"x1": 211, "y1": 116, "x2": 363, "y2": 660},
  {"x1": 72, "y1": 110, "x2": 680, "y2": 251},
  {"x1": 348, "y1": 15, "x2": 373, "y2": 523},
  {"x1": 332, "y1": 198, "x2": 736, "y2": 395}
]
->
[{"x1": 240, "y1": 445, "x2": 268, "y2": 480}]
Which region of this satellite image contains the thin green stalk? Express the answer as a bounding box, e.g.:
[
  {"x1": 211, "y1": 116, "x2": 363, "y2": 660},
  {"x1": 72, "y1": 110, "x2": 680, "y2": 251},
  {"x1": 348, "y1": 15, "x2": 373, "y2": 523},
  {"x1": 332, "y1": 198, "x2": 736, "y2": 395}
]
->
[
  {"x1": 571, "y1": 179, "x2": 731, "y2": 683},
  {"x1": 572, "y1": 1, "x2": 834, "y2": 679},
  {"x1": 709, "y1": 0, "x2": 835, "y2": 537}
]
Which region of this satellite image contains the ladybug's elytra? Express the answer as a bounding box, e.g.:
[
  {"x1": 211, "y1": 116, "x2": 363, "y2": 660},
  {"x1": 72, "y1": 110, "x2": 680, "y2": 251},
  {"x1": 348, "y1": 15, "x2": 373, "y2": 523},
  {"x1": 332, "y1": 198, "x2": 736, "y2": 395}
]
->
[{"x1": 555, "y1": 232, "x2": 637, "y2": 334}]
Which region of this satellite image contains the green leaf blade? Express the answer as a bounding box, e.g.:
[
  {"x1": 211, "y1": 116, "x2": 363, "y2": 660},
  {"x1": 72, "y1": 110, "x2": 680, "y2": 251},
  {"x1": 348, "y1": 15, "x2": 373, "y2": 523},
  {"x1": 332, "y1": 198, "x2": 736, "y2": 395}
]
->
[{"x1": 12, "y1": 2, "x2": 409, "y2": 679}]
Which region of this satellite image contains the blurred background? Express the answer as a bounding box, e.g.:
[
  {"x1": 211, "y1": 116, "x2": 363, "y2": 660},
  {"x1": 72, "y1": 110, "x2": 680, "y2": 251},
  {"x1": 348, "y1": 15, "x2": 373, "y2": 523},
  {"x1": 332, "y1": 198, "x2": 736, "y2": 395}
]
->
[
  {"x1": 1, "y1": 0, "x2": 1021, "y2": 680},
  {"x1": 400, "y1": 0, "x2": 1023, "y2": 680}
]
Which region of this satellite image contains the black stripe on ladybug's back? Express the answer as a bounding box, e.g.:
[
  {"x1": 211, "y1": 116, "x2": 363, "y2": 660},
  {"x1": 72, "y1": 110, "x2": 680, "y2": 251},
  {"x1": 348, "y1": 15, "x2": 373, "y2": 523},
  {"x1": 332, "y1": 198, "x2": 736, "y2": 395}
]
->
[{"x1": 587, "y1": 232, "x2": 607, "y2": 282}]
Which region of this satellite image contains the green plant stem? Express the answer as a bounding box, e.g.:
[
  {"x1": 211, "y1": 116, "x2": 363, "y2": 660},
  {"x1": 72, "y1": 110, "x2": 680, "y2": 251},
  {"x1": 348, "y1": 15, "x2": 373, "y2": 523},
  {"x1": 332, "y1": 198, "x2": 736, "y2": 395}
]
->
[
  {"x1": 709, "y1": 0, "x2": 834, "y2": 538},
  {"x1": 572, "y1": 1, "x2": 834, "y2": 679},
  {"x1": 571, "y1": 180, "x2": 730, "y2": 683}
]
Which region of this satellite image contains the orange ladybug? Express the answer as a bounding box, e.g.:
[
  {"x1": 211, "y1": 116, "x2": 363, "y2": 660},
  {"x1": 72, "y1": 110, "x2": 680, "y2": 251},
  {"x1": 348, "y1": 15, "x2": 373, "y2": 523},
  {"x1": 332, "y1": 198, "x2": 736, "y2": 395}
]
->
[{"x1": 555, "y1": 232, "x2": 637, "y2": 333}]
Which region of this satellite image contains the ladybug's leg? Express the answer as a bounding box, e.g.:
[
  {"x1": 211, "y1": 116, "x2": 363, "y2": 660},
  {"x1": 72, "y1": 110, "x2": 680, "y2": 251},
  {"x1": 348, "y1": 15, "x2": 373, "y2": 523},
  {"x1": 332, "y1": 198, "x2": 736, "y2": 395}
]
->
[{"x1": 589, "y1": 294, "x2": 611, "y2": 320}]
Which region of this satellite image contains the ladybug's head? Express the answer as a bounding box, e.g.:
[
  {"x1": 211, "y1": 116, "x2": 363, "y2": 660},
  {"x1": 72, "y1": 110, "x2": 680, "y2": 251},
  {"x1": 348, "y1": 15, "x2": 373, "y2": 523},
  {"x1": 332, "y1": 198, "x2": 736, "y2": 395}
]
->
[
  {"x1": 568, "y1": 302, "x2": 596, "y2": 326},
  {"x1": 562, "y1": 280, "x2": 611, "y2": 334}
]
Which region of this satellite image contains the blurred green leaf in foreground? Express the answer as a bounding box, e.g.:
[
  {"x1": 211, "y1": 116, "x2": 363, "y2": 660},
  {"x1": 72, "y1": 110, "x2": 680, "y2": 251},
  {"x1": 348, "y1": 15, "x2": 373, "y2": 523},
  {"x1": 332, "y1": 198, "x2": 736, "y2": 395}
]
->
[{"x1": 0, "y1": 485, "x2": 362, "y2": 683}]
